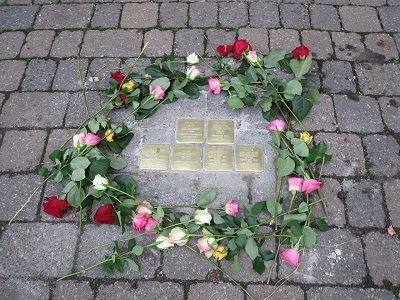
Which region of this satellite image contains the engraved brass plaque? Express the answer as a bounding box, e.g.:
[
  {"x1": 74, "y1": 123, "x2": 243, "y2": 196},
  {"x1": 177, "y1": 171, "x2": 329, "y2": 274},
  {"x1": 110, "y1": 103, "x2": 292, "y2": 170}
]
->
[
  {"x1": 207, "y1": 120, "x2": 235, "y2": 144},
  {"x1": 176, "y1": 119, "x2": 204, "y2": 143},
  {"x1": 171, "y1": 144, "x2": 201, "y2": 171},
  {"x1": 203, "y1": 145, "x2": 232, "y2": 172},
  {"x1": 235, "y1": 145, "x2": 264, "y2": 172},
  {"x1": 139, "y1": 144, "x2": 170, "y2": 171}
]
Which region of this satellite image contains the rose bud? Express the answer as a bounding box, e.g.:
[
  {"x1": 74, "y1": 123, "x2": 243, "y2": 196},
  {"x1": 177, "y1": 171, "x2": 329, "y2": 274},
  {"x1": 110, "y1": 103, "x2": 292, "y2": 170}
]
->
[
  {"x1": 268, "y1": 119, "x2": 286, "y2": 132},
  {"x1": 105, "y1": 129, "x2": 114, "y2": 142},
  {"x1": 169, "y1": 227, "x2": 189, "y2": 246},
  {"x1": 122, "y1": 80, "x2": 135, "y2": 93},
  {"x1": 42, "y1": 196, "x2": 70, "y2": 218},
  {"x1": 288, "y1": 177, "x2": 304, "y2": 193},
  {"x1": 194, "y1": 208, "x2": 212, "y2": 225},
  {"x1": 92, "y1": 174, "x2": 109, "y2": 191},
  {"x1": 132, "y1": 214, "x2": 149, "y2": 232},
  {"x1": 225, "y1": 200, "x2": 239, "y2": 217},
  {"x1": 84, "y1": 133, "x2": 101, "y2": 146},
  {"x1": 197, "y1": 236, "x2": 217, "y2": 258},
  {"x1": 300, "y1": 132, "x2": 313, "y2": 144},
  {"x1": 186, "y1": 52, "x2": 199, "y2": 65},
  {"x1": 73, "y1": 132, "x2": 86, "y2": 148},
  {"x1": 155, "y1": 235, "x2": 174, "y2": 250},
  {"x1": 186, "y1": 66, "x2": 201, "y2": 80},
  {"x1": 208, "y1": 78, "x2": 221, "y2": 95},
  {"x1": 213, "y1": 244, "x2": 228, "y2": 260},
  {"x1": 279, "y1": 248, "x2": 300, "y2": 266},
  {"x1": 245, "y1": 51, "x2": 260, "y2": 65},
  {"x1": 301, "y1": 179, "x2": 322, "y2": 194},
  {"x1": 149, "y1": 86, "x2": 165, "y2": 100},
  {"x1": 110, "y1": 71, "x2": 125, "y2": 87},
  {"x1": 136, "y1": 200, "x2": 153, "y2": 216},
  {"x1": 292, "y1": 45, "x2": 310, "y2": 60},
  {"x1": 93, "y1": 204, "x2": 115, "y2": 224},
  {"x1": 144, "y1": 217, "x2": 159, "y2": 235}
]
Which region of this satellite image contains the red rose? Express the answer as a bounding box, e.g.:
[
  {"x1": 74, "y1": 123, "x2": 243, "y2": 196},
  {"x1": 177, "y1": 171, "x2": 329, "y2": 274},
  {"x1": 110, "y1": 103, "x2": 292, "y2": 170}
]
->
[
  {"x1": 93, "y1": 204, "x2": 115, "y2": 224},
  {"x1": 217, "y1": 44, "x2": 233, "y2": 57},
  {"x1": 232, "y1": 40, "x2": 252, "y2": 60},
  {"x1": 119, "y1": 94, "x2": 126, "y2": 102},
  {"x1": 110, "y1": 72, "x2": 125, "y2": 87},
  {"x1": 42, "y1": 196, "x2": 69, "y2": 218},
  {"x1": 292, "y1": 45, "x2": 310, "y2": 60}
]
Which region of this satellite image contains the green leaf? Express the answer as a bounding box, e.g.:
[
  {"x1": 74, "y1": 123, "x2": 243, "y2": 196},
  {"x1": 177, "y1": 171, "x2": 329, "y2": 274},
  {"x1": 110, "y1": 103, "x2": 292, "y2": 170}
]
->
[
  {"x1": 113, "y1": 175, "x2": 136, "y2": 189},
  {"x1": 71, "y1": 168, "x2": 86, "y2": 181},
  {"x1": 289, "y1": 55, "x2": 312, "y2": 78},
  {"x1": 283, "y1": 80, "x2": 302, "y2": 100},
  {"x1": 183, "y1": 82, "x2": 200, "y2": 99},
  {"x1": 128, "y1": 239, "x2": 136, "y2": 251},
  {"x1": 315, "y1": 218, "x2": 329, "y2": 232},
  {"x1": 303, "y1": 226, "x2": 316, "y2": 249},
  {"x1": 245, "y1": 66, "x2": 258, "y2": 82},
  {"x1": 298, "y1": 202, "x2": 309, "y2": 213},
  {"x1": 253, "y1": 256, "x2": 265, "y2": 275},
  {"x1": 235, "y1": 234, "x2": 247, "y2": 249},
  {"x1": 144, "y1": 65, "x2": 168, "y2": 78},
  {"x1": 260, "y1": 250, "x2": 275, "y2": 261},
  {"x1": 49, "y1": 149, "x2": 63, "y2": 162},
  {"x1": 242, "y1": 93, "x2": 256, "y2": 106},
  {"x1": 245, "y1": 238, "x2": 259, "y2": 261},
  {"x1": 67, "y1": 186, "x2": 85, "y2": 208},
  {"x1": 131, "y1": 245, "x2": 144, "y2": 256},
  {"x1": 120, "y1": 198, "x2": 137, "y2": 209},
  {"x1": 62, "y1": 181, "x2": 77, "y2": 194},
  {"x1": 125, "y1": 258, "x2": 139, "y2": 272},
  {"x1": 282, "y1": 213, "x2": 307, "y2": 226},
  {"x1": 231, "y1": 255, "x2": 241, "y2": 274},
  {"x1": 196, "y1": 188, "x2": 217, "y2": 207},
  {"x1": 109, "y1": 157, "x2": 127, "y2": 170},
  {"x1": 305, "y1": 88, "x2": 320, "y2": 103},
  {"x1": 276, "y1": 157, "x2": 295, "y2": 177},
  {"x1": 89, "y1": 185, "x2": 103, "y2": 198},
  {"x1": 70, "y1": 157, "x2": 91, "y2": 170},
  {"x1": 88, "y1": 119, "x2": 100, "y2": 134},
  {"x1": 292, "y1": 95, "x2": 312, "y2": 121},
  {"x1": 227, "y1": 95, "x2": 244, "y2": 109},
  {"x1": 269, "y1": 130, "x2": 281, "y2": 148},
  {"x1": 114, "y1": 259, "x2": 124, "y2": 273},
  {"x1": 157, "y1": 205, "x2": 164, "y2": 218},
  {"x1": 187, "y1": 223, "x2": 200, "y2": 233},
  {"x1": 103, "y1": 262, "x2": 114, "y2": 276},
  {"x1": 150, "y1": 77, "x2": 170, "y2": 91},
  {"x1": 213, "y1": 214, "x2": 225, "y2": 225},
  {"x1": 291, "y1": 138, "x2": 309, "y2": 157},
  {"x1": 262, "y1": 107, "x2": 279, "y2": 122},
  {"x1": 88, "y1": 159, "x2": 111, "y2": 180},
  {"x1": 259, "y1": 95, "x2": 272, "y2": 112},
  {"x1": 38, "y1": 167, "x2": 49, "y2": 177},
  {"x1": 263, "y1": 49, "x2": 287, "y2": 68},
  {"x1": 236, "y1": 228, "x2": 253, "y2": 237},
  {"x1": 266, "y1": 199, "x2": 282, "y2": 217},
  {"x1": 140, "y1": 98, "x2": 159, "y2": 109},
  {"x1": 173, "y1": 89, "x2": 189, "y2": 99},
  {"x1": 251, "y1": 201, "x2": 265, "y2": 217}
]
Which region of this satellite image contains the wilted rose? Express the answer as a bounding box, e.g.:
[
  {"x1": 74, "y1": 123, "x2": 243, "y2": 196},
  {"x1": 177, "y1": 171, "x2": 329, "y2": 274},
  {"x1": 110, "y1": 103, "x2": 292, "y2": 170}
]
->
[
  {"x1": 144, "y1": 217, "x2": 159, "y2": 235},
  {"x1": 132, "y1": 214, "x2": 148, "y2": 232},
  {"x1": 105, "y1": 129, "x2": 114, "y2": 142},
  {"x1": 300, "y1": 132, "x2": 313, "y2": 144},
  {"x1": 93, "y1": 204, "x2": 115, "y2": 224},
  {"x1": 225, "y1": 200, "x2": 239, "y2": 216},
  {"x1": 216, "y1": 44, "x2": 233, "y2": 57},
  {"x1": 42, "y1": 196, "x2": 69, "y2": 218},
  {"x1": 279, "y1": 248, "x2": 299, "y2": 266},
  {"x1": 122, "y1": 80, "x2": 134, "y2": 93}
]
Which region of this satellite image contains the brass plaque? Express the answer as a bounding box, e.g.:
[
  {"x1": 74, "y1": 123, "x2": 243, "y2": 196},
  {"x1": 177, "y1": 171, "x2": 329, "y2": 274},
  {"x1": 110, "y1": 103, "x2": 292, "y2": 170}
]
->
[
  {"x1": 207, "y1": 120, "x2": 235, "y2": 144},
  {"x1": 203, "y1": 145, "x2": 232, "y2": 172},
  {"x1": 171, "y1": 144, "x2": 201, "y2": 171},
  {"x1": 140, "y1": 144, "x2": 170, "y2": 170},
  {"x1": 235, "y1": 145, "x2": 264, "y2": 172},
  {"x1": 176, "y1": 119, "x2": 204, "y2": 143}
]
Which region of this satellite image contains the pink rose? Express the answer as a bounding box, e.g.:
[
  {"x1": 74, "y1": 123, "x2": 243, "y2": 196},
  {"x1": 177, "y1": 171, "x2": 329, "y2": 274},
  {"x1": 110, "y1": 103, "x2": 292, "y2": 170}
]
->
[
  {"x1": 186, "y1": 66, "x2": 201, "y2": 80},
  {"x1": 84, "y1": 133, "x2": 101, "y2": 146},
  {"x1": 132, "y1": 214, "x2": 148, "y2": 232},
  {"x1": 246, "y1": 51, "x2": 259, "y2": 64},
  {"x1": 301, "y1": 179, "x2": 322, "y2": 194},
  {"x1": 288, "y1": 177, "x2": 304, "y2": 193},
  {"x1": 225, "y1": 200, "x2": 239, "y2": 216},
  {"x1": 149, "y1": 86, "x2": 165, "y2": 100},
  {"x1": 144, "y1": 217, "x2": 159, "y2": 235},
  {"x1": 73, "y1": 133, "x2": 86, "y2": 148},
  {"x1": 136, "y1": 200, "x2": 153, "y2": 215},
  {"x1": 196, "y1": 237, "x2": 213, "y2": 253},
  {"x1": 279, "y1": 248, "x2": 299, "y2": 266},
  {"x1": 292, "y1": 45, "x2": 310, "y2": 60},
  {"x1": 268, "y1": 119, "x2": 286, "y2": 132},
  {"x1": 208, "y1": 78, "x2": 221, "y2": 95}
]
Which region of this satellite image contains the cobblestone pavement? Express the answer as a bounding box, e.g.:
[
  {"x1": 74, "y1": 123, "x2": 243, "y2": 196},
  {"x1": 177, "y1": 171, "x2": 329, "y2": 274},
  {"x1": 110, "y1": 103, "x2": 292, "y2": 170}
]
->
[{"x1": 0, "y1": 0, "x2": 400, "y2": 299}]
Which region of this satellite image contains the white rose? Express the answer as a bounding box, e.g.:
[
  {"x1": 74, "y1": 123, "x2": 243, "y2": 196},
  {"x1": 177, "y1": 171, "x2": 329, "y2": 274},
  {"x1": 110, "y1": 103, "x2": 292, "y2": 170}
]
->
[
  {"x1": 155, "y1": 235, "x2": 174, "y2": 250},
  {"x1": 194, "y1": 208, "x2": 212, "y2": 225},
  {"x1": 92, "y1": 174, "x2": 109, "y2": 191},
  {"x1": 186, "y1": 52, "x2": 199, "y2": 65},
  {"x1": 169, "y1": 227, "x2": 189, "y2": 246}
]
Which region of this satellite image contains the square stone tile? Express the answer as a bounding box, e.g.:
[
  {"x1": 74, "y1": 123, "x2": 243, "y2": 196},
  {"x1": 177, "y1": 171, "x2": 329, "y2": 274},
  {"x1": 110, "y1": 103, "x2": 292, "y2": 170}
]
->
[
  {"x1": 174, "y1": 29, "x2": 204, "y2": 57},
  {"x1": 310, "y1": 4, "x2": 341, "y2": 31},
  {"x1": 0, "y1": 130, "x2": 47, "y2": 172},
  {"x1": 322, "y1": 61, "x2": 356, "y2": 93},
  {"x1": 308, "y1": 287, "x2": 395, "y2": 300},
  {"x1": 0, "y1": 6, "x2": 38, "y2": 30},
  {"x1": 333, "y1": 95, "x2": 384, "y2": 133},
  {"x1": 356, "y1": 63, "x2": 400, "y2": 95},
  {"x1": 53, "y1": 281, "x2": 94, "y2": 300},
  {"x1": 301, "y1": 30, "x2": 333, "y2": 60},
  {"x1": 52, "y1": 59, "x2": 88, "y2": 91},
  {"x1": 378, "y1": 6, "x2": 400, "y2": 32},
  {"x1": 332, "y1": 32, "x2": 364, "y2": 61},
  {"x1": 121, "y1": 3, "x2": 157, "y2": 28},
  {"x1": 219, "y1": 2, "x2": 248, "y2": 28},
  {"x1": 238, "y1": 28, "x2": 269, "y2": 55},
  {"x1": 188, "y1": 283, "x2": 243, "y2": 300},
  {"x1": 247, "y1": 285, "x2": 304, "y2": 300},
  {"x1": 364, "y1": 33, "x2": 399, "y2": 61},
  {"x1": 189, "y1": 2, "x2": 218, "y2": 28},
  {"x1": 384, "y1": 179, "x2": 400, "y2": 227},
  {"x1": 144, "y1": 29, "x2": 174, "y2": 57},
  {"x1": 160, "y1": 3, "x2": 188, "y2": 28},
  {"x1": 0, "y1": 31, "x2": 25, "y2": 59},
  {"x1": 21, "y1": 59, "x2": 57, "y2": 91},
  {"x1": 315, "y1": 133, "x2": 366, "y2": 177},
  {"x1": 0, "y1": 279, "x2": 49, "y2": 300},
  {"x1": 20, "y1": 30, "x2": 55, "y2": 58},
  {"x1": 50, "y1": 30, "x2": 84, "y2": 58},
  {"x1": 280, "y1": 3, "x2": 310, "y2": 29},
  {"x1": 339, "y1": 6, "x2": 381, "y2": 32},
  {"x1": 91, "y1": 3, "x2": 121, "y2": 28},
  {"x1": 378, "y1": 97, "x2": 400, "y2": 132},
  {"x1": 269, "y1": 29, "x2": 300, "y2": 52},
  {"x1": 0, "y1": 60, "x2": 26, "y2": 92},
  {"x1": 205, "y1": 29, "x2": 236, "y2": 56},
  {"x1": 249, "y1": 2, "x2": 280, "y2": 28}
]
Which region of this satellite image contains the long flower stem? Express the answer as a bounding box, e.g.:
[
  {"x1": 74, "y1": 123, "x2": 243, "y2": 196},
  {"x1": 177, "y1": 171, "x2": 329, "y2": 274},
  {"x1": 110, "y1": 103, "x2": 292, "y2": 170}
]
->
[{"x1": 57, "y1": 258, "x2": 111, "y2": 281}]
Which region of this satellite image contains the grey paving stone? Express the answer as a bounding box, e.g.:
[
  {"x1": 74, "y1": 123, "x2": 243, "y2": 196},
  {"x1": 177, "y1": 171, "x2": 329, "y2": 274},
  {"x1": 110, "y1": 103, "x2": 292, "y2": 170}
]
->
[
  {"x1": 96, "y1": 282, "x2": 184, "y2": 300},
  {"x1": 356, "y1": 63, "x2": 400, "y2": 95},
  {"x1": 294, "y1": 94, "x2": 337, "y2": 132},
  {"x1": 0, "y1": 223, "x2": 78, "y2": 277},
  {"x1": 364, "y1": 232, "x2": 400, "y2": 285},
  {"x1": 249, "y1": 2, "x2": 280, "y2": 28},
  {"x1": 280, "y1": 229, "x2": 366, "y2": 284},
  {"x1": 247, "y1": 285, "x2": 304, "y2": 300},
  {"x1": 301, "y1": 30, "x2": 333, "y2": 60},
  {"x1": 53, "y1": 281, "x2": 94, "y2": 300},
  {"x1": 52, "y1": 59, "x2": 88, "y2": 91},
  {"x1": 121, "y1": 3, "x2": 157, "y2": 28},
  {"x1": 313, "y1": 178, "x2": 346, "y2": 227},
  {"x1": 379, "y1": 7, "x2": 400, "y2": 32},
  {"x1": 20, "y1": 30, "x2": 55, "y2": 58},
  {"x1": 280, "y1": 4, "x2": 310, "y2": 29},
  {"x1": 34, "y1": 4, "x2": 93, "y2": 29},
  {"x1": 50, "y1": 31, "x2": 84, "y2": 58},
  {"x1": 21, "y1": 59, "x2": 57, "y2": 91},
  {"x1": 0, "y1": 60, "x2": 26, "y2": 92},
  {"x1": 351, "y1": 0, "x2": 386, "y2": 4},
  {"x1": 0, "y1": 92, "x2": 68, "y2": 127},
  {"x1": 308, "y1": 287, "x2": 395, "y2": 300},
  {"x1": 343, "y1": 179, "x2": 385, "y2": 228},
  {"x1": 64, "y1": 92, "x2": 106, "y2": 127},
  {"x1": 0, "y1": 31, "x2": 25, "y2": 59},
  {"x1": 269, "y1": 29, "x2": 300, "y2": 53},
  {"x1": 174, "y1": 29, "x2": 204, "y2": 57},
  {"x1": 315, "y1": 0, "x2": 349, "y2": 3},
  {"x1": 91, "y1": 3, "x2": 121, "y2": 28},
  {"x1": 189, "y1": 2, "x2": 218, "y2": 28},
  {"x1": 322, "y1": 61, "x2": 356, "y2": 94},
  {"x1": 0, "y1": 6, "x2": 38, "y2": 30},
  {"x1": 384, "y1": 179, "x2": 400, "y2": 227},
  {"x1": 144, "y1": 29, "x2": 173, "y2": 57},
  {"x1": 389, "y1": 0, "x2": 400, "y2": 4},
  {"x1": 339, "y1": 6, "x2": 381, "y2": 32},
  {"x1": 160, "y1": 3, "x2": 188, "y2": 28},
  {"x1": 363, "y1": 135, "x2": 400, "y2": 177},
  {"x1": 87, "y1": 58, "x2": 121, "y2": 91},
  {"x1": 0, "y1": 130, "x2": 46, "y2": 172},
  {"x1": 81, "y1": 30, "x2": 143, "y2": 57},
  {"x1": 8, "y1": 0, "x2": 32, "y2": 4},
  {"x1": 0, "y1": 279, "x2": 49, "y2": 300},
  {"x1": 188, "y1": 283, "x2": 244, "y2": 300},
  {"x1": 364, "y1": 33, "x2": 399, "y2": 62},
  {"x1": 333, "y1": 95, "x2": 383, "y2": 133},
  {"x1": 395, "y1": 33, "x2": 400, "y2": 53},
  {"x1": 76, "y1": 224, "x2": 160, "y2": 279},
  {"x1": 314, "y1": 133, "x2": 366, "y2": 176},
  {"x1": 332, "y1": 32, "x2": 364, "y2": 61},
  {"x1": 378, "y1": 97, "x2": 400, "y2": 132},
  {"x1": 0, "y1": 174, "x2": 43, "y2": 222},
  {"x1": 219, "y1": 2, "x2": 248, "y2": 28},
  {"x1": 0, "y1": 93, "x2": 4, "y2": 107},
  {"x1": 205, "y1": 29, "x2": 236, "y2": 56},
  {"x1": 238, "y1": 28, "x2": 269, "y2": 55},
  {"x1": 309, "y1": 4, "x2": 341, "y2": 31}
]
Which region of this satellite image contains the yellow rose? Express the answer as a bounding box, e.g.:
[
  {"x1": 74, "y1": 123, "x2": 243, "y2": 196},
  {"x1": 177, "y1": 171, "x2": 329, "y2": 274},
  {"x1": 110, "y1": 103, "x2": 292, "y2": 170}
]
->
[
  {"x1": 300, "y1": 132, "x2": 313, "y2": 144},
  {"x1": 122, "y1": 80, "x2": 134, "y2": 93},
  {"x1": 212, "y1": 244, "x2": 228, "y2": 260},
  {"x1": 105, "y1": 129, "x2": 114, "y2": 142}
]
